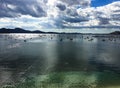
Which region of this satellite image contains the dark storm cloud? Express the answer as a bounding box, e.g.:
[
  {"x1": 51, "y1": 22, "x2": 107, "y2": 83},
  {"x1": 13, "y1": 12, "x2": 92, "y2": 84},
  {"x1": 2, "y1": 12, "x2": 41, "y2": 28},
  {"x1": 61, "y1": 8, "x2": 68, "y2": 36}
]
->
[
  {"x1": 111, "y1": 14, "x2": 120, "y2": 21},
  {"x1": 0, "y1": 0, "x2": 46, "y2": 17},
  {"x1": 59, "y1": 0, "x2": 90, "y2": 7},
  {"x1": 62, "y1": 16, "x2": 89, "y2": 23},
  {"x1": 98, "y1": 17, "x2": 110, "y2": 25},
  {"x1": 56, "y1": 3, "x2": 66, "y2": 11}
]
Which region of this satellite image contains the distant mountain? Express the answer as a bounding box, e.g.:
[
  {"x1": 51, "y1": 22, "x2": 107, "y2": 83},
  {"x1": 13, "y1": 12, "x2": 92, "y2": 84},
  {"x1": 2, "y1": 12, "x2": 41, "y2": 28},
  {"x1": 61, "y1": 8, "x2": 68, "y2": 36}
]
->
[
  {"x1": 0, "y1": 28, "x2": 45, "y2": 33},
  {"x1": 0, "y1": 28, "x2": 82, "y2": 34},
  {"x1": 31, "y1": 30, "x2": 45, "y2": 33},
  {"x1": 110, "y1": 31, "x2": 120, "y2": 35}
]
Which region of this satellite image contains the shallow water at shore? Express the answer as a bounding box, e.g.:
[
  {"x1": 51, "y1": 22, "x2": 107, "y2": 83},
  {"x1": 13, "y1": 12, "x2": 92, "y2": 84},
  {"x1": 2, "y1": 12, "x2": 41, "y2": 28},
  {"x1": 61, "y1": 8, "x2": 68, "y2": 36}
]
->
[{"x1": 0, "y1": 34, "x2": 120, "y2": 88}]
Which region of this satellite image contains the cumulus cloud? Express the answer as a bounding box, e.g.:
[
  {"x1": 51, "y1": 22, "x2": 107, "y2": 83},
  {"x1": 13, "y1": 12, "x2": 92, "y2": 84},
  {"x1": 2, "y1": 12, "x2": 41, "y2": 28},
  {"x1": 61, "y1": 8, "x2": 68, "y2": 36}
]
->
[
  {"x1": 0, "y1": 0, "x2": 91, "y2": 18},
  {"x1": 45, "y1": 0, "x2": 120, "y2": 28},
  {"x1": 0, "y1": 15, "x2": 58, "y2": 31},
  {"x1": 0, "y1": 0, "x2": 47, "y2": 17},
  {"x1": 60, "y1": 1, "x2": 120, "y2": 28},
  {"x1": 94, "y1": 1, "x2": 120, "y2": 26},
  {"x1": 0, "y1": 0, "x2": 120, "y2": 32}
]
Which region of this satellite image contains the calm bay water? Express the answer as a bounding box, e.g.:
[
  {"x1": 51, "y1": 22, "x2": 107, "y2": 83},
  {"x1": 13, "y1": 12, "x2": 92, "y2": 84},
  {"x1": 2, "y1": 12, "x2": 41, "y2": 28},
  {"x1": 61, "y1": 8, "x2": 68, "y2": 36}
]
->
[{"x1": 0, "y1": 34, "x2": 120, "y2": 88}]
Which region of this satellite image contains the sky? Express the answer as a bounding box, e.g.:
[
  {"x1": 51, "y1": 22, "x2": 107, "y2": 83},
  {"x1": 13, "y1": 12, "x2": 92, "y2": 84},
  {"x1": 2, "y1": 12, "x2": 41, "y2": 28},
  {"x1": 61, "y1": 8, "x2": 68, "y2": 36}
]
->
[
  {"x1": 0, "y1": 0, "x2": 120, "y2": 33},
  {"x1": 91, "y1": 0, "x2": 120, "y2": 7}
]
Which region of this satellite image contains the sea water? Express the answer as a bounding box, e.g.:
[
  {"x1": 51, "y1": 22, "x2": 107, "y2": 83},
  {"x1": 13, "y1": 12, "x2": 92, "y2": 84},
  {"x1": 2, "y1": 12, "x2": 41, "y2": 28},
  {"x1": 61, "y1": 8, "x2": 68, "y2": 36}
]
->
[{"x1": 0, "y1": 34, "x2": 120, "y2": 88}]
